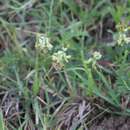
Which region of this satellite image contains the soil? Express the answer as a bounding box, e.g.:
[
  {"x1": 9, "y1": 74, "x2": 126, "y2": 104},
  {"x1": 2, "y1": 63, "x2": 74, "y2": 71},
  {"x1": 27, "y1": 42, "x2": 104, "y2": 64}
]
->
[{"x1": 90, "y1": 116, "x2": 130, "y2": 130}]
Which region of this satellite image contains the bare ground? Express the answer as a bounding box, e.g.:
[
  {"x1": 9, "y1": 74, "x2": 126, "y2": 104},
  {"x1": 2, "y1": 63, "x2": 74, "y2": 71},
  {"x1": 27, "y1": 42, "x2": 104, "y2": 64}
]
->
[{"x1": 90, "y1": 116, "x2": 130, "y2": 130}]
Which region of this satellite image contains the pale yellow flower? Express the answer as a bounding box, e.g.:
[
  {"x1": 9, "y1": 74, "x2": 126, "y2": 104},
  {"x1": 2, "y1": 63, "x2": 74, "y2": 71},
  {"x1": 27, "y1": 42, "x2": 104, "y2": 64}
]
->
[
  {"x1": 93, "y1": 51, "x2": 102, "y2": 60},
  {"x1": 85, "y1": 51, "x2": 102, "y2": 67},
  {"x1": 52, "y1": 47, "x2": 71, "y2": 69},
  {"x1": 116, "y1": 23, "x2": 130, "y2": 46},
  {"x1": 35, "y1": 34, "x2": 53, "y2": 53}
]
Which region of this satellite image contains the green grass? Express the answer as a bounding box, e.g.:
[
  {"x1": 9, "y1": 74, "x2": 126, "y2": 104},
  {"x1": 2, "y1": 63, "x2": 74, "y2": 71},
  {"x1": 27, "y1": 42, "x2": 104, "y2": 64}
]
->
[{"x1": 0, "y1": 0, "x2": 130, "y2": 129}]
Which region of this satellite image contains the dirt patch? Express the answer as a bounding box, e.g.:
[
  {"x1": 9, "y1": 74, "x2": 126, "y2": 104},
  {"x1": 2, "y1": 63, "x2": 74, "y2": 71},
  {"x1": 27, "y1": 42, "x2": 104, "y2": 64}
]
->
[{"x1": 90, "y1": 116, "x2": 130, "y2": 130}]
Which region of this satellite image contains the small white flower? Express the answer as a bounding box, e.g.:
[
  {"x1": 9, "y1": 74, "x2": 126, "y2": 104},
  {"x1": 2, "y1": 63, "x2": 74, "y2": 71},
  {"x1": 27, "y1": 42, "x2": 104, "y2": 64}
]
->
[
  {"x1": 38, "y1": 35, "x2": 46, "y2": 44},
  {"x1": 85, "y1": 51, "x2": 102, "y2": 66},
  {"x1": 117, "y1": 33, "x2": 130, "y2": 46},
  {"x1": 116, "y1": 23, "x2": 130, "y2": 46},
  {"x1": 125, "y1": 37, "x2": 130, "y2": 44},
  {"x1": 35, "y1": 34, "x2": 53, "y2": 52},
  {"x1": 62, "y1": 47, "x2": 67, "y2": 52},
  {"x1": 93, "y1": 51, "x2": 102, "y2": 60},
  {"x1": 52, "y1": 48, "x2": 71, "y2": 69}
]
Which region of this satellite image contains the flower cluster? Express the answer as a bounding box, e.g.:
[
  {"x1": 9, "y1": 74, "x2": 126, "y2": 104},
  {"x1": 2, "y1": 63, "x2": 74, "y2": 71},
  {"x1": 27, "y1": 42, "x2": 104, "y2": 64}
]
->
[
  {"x1": 116, "y1": 23, "x2": 130, "y2": 46},
  {"x1": 35, "y1": 34, "x2": 71, "y2": 69},
  {"x1": 52, "y1": 47, "x2": 71, "y2": 69},
  {"x1": 35, "y1": 34, "x2": 53, "y2": 53},
  {"x1": 86, "y1": 51, "x2": 102, "y2": 66}
]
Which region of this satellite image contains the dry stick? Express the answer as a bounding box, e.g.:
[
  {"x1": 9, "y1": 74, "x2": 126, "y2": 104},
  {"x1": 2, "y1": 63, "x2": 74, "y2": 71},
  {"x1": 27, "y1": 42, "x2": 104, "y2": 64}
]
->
[
  {"x1": 37, "y1": 96, "x2": 48, "y2": 106},
  {"x1": 52, "y1": 99, "x2": 67, "y2": 117}
]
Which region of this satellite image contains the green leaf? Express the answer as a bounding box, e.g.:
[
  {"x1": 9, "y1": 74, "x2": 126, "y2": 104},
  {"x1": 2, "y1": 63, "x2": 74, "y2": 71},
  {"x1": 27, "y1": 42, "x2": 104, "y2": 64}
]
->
[{"x1": 0, "y1": 111, "x2": 5, "y2": 130}]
